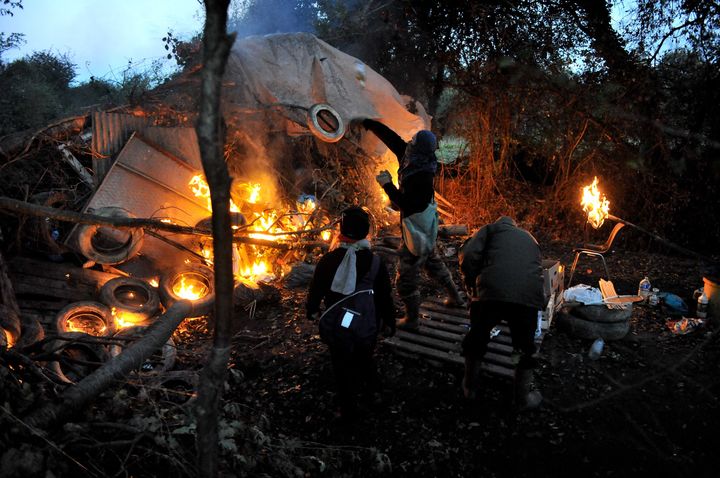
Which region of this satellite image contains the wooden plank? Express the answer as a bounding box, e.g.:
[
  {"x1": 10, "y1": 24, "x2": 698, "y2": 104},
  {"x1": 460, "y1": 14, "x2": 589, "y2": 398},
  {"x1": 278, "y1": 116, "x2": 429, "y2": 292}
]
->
[
  {"x1": 418, "y1": 318, "x2": 469, "y2": 334},
  {"x1": 421, "y1": 300, "x2": 470, "y2": 318},
  {"x1": 396, "y1": 330, "x2": 460, "y2": 350},
  {"x1": 384, "y1": 338, "x2": 514, "y2": 379},
  {"x1": 393, "y1": 332, "x2": 513, "y2": 366},
  {"x1": 409, "y1": 326, "x2": 514, "y2": 355},
  {"x1": 416, "y1": 325, "x2": 463, "y2": 341},
  {"x1": 420, "y1": 307, "x2": 470, "y2": 325}
]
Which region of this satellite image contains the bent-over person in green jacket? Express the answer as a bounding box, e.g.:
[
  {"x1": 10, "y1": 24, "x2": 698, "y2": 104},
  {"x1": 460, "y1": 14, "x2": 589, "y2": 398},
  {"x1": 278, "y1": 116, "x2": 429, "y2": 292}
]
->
[{"x1": 458, "y1": 216, "x2": 545, "y2": 410}]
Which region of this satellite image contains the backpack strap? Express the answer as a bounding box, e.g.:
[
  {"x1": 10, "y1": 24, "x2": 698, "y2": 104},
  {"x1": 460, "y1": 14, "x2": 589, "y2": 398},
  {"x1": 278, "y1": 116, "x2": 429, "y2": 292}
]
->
[{"x1": 356, "y1": 254, "x2": 380, "y2": 291}]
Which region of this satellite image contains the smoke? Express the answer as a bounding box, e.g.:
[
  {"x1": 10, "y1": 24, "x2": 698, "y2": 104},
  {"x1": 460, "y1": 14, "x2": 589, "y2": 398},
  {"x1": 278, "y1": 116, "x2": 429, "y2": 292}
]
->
[{"x1": 228, "y1": 0, "x2": 318, "y2": 38}]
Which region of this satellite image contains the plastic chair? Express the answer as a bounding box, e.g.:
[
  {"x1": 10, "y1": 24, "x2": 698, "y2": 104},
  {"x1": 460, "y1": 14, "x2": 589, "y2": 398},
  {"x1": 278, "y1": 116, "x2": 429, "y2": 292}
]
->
[{"x1": 567, "y1": 222, "x2": 625, "y2": 286}]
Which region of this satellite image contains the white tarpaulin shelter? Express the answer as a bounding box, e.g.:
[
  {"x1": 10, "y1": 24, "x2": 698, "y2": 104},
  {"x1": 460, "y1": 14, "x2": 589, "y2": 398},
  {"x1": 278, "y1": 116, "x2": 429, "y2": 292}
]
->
[{"x1": 221, "y1": 32, "x2": 430, "y2": 145}]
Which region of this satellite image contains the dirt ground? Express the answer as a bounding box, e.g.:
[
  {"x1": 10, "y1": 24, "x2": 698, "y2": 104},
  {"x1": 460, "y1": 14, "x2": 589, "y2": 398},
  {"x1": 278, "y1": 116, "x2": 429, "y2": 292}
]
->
[
  {"x1": 213, "y1": 239, "x2": 720, "y2": 477},
  {"x1": 2, "y1": 238, "x2": 719, "y2": 478}
]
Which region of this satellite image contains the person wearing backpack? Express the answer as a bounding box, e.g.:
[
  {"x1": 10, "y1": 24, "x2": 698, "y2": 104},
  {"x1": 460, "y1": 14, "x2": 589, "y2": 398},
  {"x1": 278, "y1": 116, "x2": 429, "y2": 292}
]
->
[
  {"x1": 361, "y1": 119, "x2": 466, "y2": 330},
  {"x1": 306, "y1": 206, "x2": 395, "y2": 419}
]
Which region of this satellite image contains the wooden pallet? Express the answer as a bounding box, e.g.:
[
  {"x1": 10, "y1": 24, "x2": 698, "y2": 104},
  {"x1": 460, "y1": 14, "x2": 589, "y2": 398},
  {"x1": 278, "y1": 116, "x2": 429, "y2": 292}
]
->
[{"x1": 384, "y1": 297, "x2": 519, "y2": 379}]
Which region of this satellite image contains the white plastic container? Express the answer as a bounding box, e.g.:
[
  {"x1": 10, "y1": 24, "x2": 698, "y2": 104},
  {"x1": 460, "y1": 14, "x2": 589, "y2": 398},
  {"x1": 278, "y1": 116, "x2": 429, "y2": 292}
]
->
[{"x1": 697, "y1": 291, "x2": 709, "y2": 319}]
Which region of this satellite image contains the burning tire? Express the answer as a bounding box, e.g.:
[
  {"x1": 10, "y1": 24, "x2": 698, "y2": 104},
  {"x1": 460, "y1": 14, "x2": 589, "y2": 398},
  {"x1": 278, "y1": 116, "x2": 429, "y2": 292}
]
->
[
  {"x1": 159, "y1": 263, "x2": 215, "y2": 317},
  {"x1": 76, "y1": 207, "x2": 144, "y2": 265},
  {"x1": 307, "y1": 103, "x2": 345, "y2": 143},
  {"x1": 55, "y1": 301, "x2": 114, "y2": 337},
  {"x1": 47, "y1": 332, "x2": 110, "y2": 384},
  {"x1": 100, "y1": 277, "x2": 160, "y2": 325},
  {"x1": 109, "y1": 326, "x2": 176, "y2": 374}
]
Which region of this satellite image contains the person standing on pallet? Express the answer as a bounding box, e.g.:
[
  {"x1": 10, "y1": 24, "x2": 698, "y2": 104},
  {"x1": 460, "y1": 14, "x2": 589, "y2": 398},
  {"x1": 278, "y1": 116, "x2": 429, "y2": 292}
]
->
[
  {"x1": 362, "y1": 119, "x2": 466, "y2": 330},
  {"x1": 458, "y1": 216, "x2": 545, "y2": 410}
]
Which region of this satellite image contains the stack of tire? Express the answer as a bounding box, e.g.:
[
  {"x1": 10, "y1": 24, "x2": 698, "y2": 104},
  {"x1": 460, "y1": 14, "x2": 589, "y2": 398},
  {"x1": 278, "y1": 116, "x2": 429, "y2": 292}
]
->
[{"x1": 556, "y1": 303, "x2": 632, "y2": 341}]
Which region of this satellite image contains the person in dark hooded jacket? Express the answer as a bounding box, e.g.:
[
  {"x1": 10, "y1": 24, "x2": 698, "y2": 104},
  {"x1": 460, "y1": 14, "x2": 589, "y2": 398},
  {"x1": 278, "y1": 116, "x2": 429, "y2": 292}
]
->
[{"x1": 362, "y1": 119, "x2": 466, "y2": 330}]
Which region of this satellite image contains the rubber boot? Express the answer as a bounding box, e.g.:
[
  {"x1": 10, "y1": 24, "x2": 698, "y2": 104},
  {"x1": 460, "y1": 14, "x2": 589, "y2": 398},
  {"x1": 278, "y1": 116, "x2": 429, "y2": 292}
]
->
[
  {"x1": 397, "y1": 294, "x2": 421, "y2": 330},
  {"x1": 462, "y1": 357, "x2": 479, "y2": 399},
  {"x1": 443, "y1": 280, "x2": 467, "y2": 308},
  {"x1": 513, "y1": 367, "x2": 543, "y2": 411}
]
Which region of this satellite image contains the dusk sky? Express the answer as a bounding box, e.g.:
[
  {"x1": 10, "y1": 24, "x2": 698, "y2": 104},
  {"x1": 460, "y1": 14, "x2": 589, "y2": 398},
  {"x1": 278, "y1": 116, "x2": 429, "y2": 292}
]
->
[{"x1": 0, "y1": 0, "x2": 205, "y2": 83}]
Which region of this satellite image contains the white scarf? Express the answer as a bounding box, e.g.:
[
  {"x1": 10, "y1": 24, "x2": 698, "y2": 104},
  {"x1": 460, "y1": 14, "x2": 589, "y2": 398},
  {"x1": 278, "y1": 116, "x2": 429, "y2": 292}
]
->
[{"x1": 330, "y1": 239, "x2": 371, "y2": 295}]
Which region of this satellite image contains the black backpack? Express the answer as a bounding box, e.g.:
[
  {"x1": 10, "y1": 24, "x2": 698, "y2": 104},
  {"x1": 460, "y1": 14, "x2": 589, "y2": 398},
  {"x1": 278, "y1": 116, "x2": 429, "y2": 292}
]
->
[{"x1": 318, "y1": 255, "x2": 381, "y2": 348}]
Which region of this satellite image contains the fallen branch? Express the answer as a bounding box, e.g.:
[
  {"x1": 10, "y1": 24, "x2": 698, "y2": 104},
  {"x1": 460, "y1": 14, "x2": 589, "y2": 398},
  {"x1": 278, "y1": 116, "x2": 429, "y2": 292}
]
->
[
  {"x1": 608, "y1": 214, "x2": 715, "y2": 263},
  {"x1": 0, "y1": 196, "x2": 329, "y2": 251},
  {"x1": 24, "y1": 300, "x2": 193, "y2": 430},
  {"x1": 57, "y1": 144, "x2": 94, "y2": 187}
]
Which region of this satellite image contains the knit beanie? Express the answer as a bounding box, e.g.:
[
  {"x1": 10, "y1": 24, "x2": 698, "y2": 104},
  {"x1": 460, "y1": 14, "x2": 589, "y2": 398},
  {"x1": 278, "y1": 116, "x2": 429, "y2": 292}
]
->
[{"x1": 340, "y1": 207, "x2": 370, "y2": 240}]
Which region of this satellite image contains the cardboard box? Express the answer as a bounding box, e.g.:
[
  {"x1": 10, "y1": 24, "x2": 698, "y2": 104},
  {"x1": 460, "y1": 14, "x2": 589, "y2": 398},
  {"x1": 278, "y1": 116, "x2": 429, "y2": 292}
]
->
[
  {"x1": 542, "y1": 259, "x2": 564, "y2": 299},
  {"x1": 540, "y1": 260, "x2": 564, "y2": 331}
]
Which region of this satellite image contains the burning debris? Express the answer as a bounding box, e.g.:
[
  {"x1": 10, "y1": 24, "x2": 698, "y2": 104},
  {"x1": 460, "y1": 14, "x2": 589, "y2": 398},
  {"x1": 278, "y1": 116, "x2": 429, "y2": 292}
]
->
[{"x1": 581, "y1": 176, "x2": 610, "y2": 229}]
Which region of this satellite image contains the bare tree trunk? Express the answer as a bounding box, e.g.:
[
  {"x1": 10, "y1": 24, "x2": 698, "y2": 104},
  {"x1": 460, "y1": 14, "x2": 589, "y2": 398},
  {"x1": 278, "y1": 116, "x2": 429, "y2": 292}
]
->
[{"x1": 194, "y1": 1, "x2": 236, "y2": 477}]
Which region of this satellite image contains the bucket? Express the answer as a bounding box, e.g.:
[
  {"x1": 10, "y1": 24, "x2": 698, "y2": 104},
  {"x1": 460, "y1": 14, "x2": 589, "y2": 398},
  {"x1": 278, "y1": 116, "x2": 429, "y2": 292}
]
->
[{"x1": 703, "y1": 276, "x2": 720, "y2": 320}]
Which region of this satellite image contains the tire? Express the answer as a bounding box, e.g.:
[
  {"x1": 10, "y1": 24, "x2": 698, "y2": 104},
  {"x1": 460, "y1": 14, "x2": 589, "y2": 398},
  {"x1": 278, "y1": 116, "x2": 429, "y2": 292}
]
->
[
  {"x1": 76, "y1": 207, "x2": 144, "y2": 265},
  {"x1": 556, "y1": 309, "x2": 630, "y2": 341},
  {"x1": 99, "y1": 277, "x2": 160, "y2": 321},
  {"x1": 159, "y1": 263, "x2": 215, "y2": 317},
  {"x1": 46, "y1": 332, "x2": 110, "y2": 384},
  {"x1": 307, "y1": 103, "x2": 345, "y2": 143},
  {"x1": 109, "y1": 326, "x2": 176, "y2": 373},
  {"x1": 572, "y1": 304, "x2": 633, "y2": 323},
  {"x1": 55, "y1": 301, "x2": 114, "y2": 337}
]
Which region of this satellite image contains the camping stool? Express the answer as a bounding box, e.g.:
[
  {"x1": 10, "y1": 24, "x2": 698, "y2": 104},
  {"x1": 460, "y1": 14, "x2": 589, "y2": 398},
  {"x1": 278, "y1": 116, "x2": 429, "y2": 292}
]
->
[{"x1": 568, "y1": 222, "x2": 625, "y2": 286}]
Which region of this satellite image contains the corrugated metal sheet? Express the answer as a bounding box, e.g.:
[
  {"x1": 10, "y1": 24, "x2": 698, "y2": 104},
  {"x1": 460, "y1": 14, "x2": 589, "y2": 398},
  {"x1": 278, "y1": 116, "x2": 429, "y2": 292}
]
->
[
  {"x1": 70, "y1": 133, "x2": 211, "y2": 271},
  {"x1": 91, "y1": 112, "x2": 153, "y2": 184},
  {"x1": 139, "y1": 126, "x2": 202, "y2": 170}
]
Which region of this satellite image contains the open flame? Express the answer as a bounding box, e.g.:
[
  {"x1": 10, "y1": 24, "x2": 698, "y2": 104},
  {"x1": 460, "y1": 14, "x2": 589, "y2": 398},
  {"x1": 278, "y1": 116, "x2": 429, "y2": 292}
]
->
[
  {"x1": 2, "y1": 327, "x2": 14, "y2": 348},
  {"x1": 172, "y1": 275, "x2": 209, "y2": 301},
  {"x1": 111, "y1": 307, "x2": 144, "y2": 329},
  {"x1": 581, "y1": 176, "x2": 610, "y2": 229},
  {"x1": 189, "y1": 174, "x2": 332, "y2": 285}
]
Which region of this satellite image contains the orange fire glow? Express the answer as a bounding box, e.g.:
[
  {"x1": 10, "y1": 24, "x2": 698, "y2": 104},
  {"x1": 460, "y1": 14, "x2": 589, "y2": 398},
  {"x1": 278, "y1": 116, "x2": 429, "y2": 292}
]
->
[
  {"x1": 172, "y1": 275, "x2": 209, "y2": 301},
  {"x1": 111, "y1": 307, "x2": 145, "y2": 329},
  {"x1": 65, "y1": 314, "x2": 108, "y2": 336},
  {"x1": 190, "y1": 175, "x2": 332, "y2": 285},
  {"x1": 581, "y1": 176, "x2": 610, "y2": 229},
  {"x1": 190, "y1": 175, "x2": 241, "y2": 213},
  {"x1": 2, "y1": 328, "x2": 14, "y2": 348}
]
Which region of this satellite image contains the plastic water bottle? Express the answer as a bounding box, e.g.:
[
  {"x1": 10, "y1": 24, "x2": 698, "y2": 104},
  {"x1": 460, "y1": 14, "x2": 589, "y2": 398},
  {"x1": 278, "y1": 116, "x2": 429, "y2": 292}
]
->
[
  {"x1": 697, "y1": 291, "x2": 709, "y2": 319},
  {"x1": 638, "y1": 277, "x2": 652, "y2": 303},
  {"x1": 588, "y1": 338, "x2": 604, "y2": 360}
]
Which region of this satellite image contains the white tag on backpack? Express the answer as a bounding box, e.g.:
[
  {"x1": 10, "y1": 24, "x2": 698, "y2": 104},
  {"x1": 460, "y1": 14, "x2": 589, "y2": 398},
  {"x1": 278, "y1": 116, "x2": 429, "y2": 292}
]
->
[{"x1": 340, "y1": 311, "x2": 354, "y2": 328}]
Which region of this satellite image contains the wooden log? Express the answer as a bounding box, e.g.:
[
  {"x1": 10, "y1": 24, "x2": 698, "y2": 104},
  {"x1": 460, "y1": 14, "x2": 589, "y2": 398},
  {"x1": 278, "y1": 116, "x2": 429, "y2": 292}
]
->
[
  {"x1": 438, "y1": 224, "x2": 468, "y2": 236},
  {"x1": 421, "y1": 300, "x2": 470, "y2": 317},
  {"x1": 25, "y1": 300, "x2": 193, "y2": 430},
  {"x1": 0, "y1": 196, "x2": 328, "y2": 251}
]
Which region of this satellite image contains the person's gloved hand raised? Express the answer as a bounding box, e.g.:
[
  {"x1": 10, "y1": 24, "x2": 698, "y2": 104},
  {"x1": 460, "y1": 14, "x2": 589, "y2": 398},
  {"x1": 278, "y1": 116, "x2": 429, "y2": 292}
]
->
[{"x1": 375, "y1": 170, "x2": 393, "y2": 187}]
